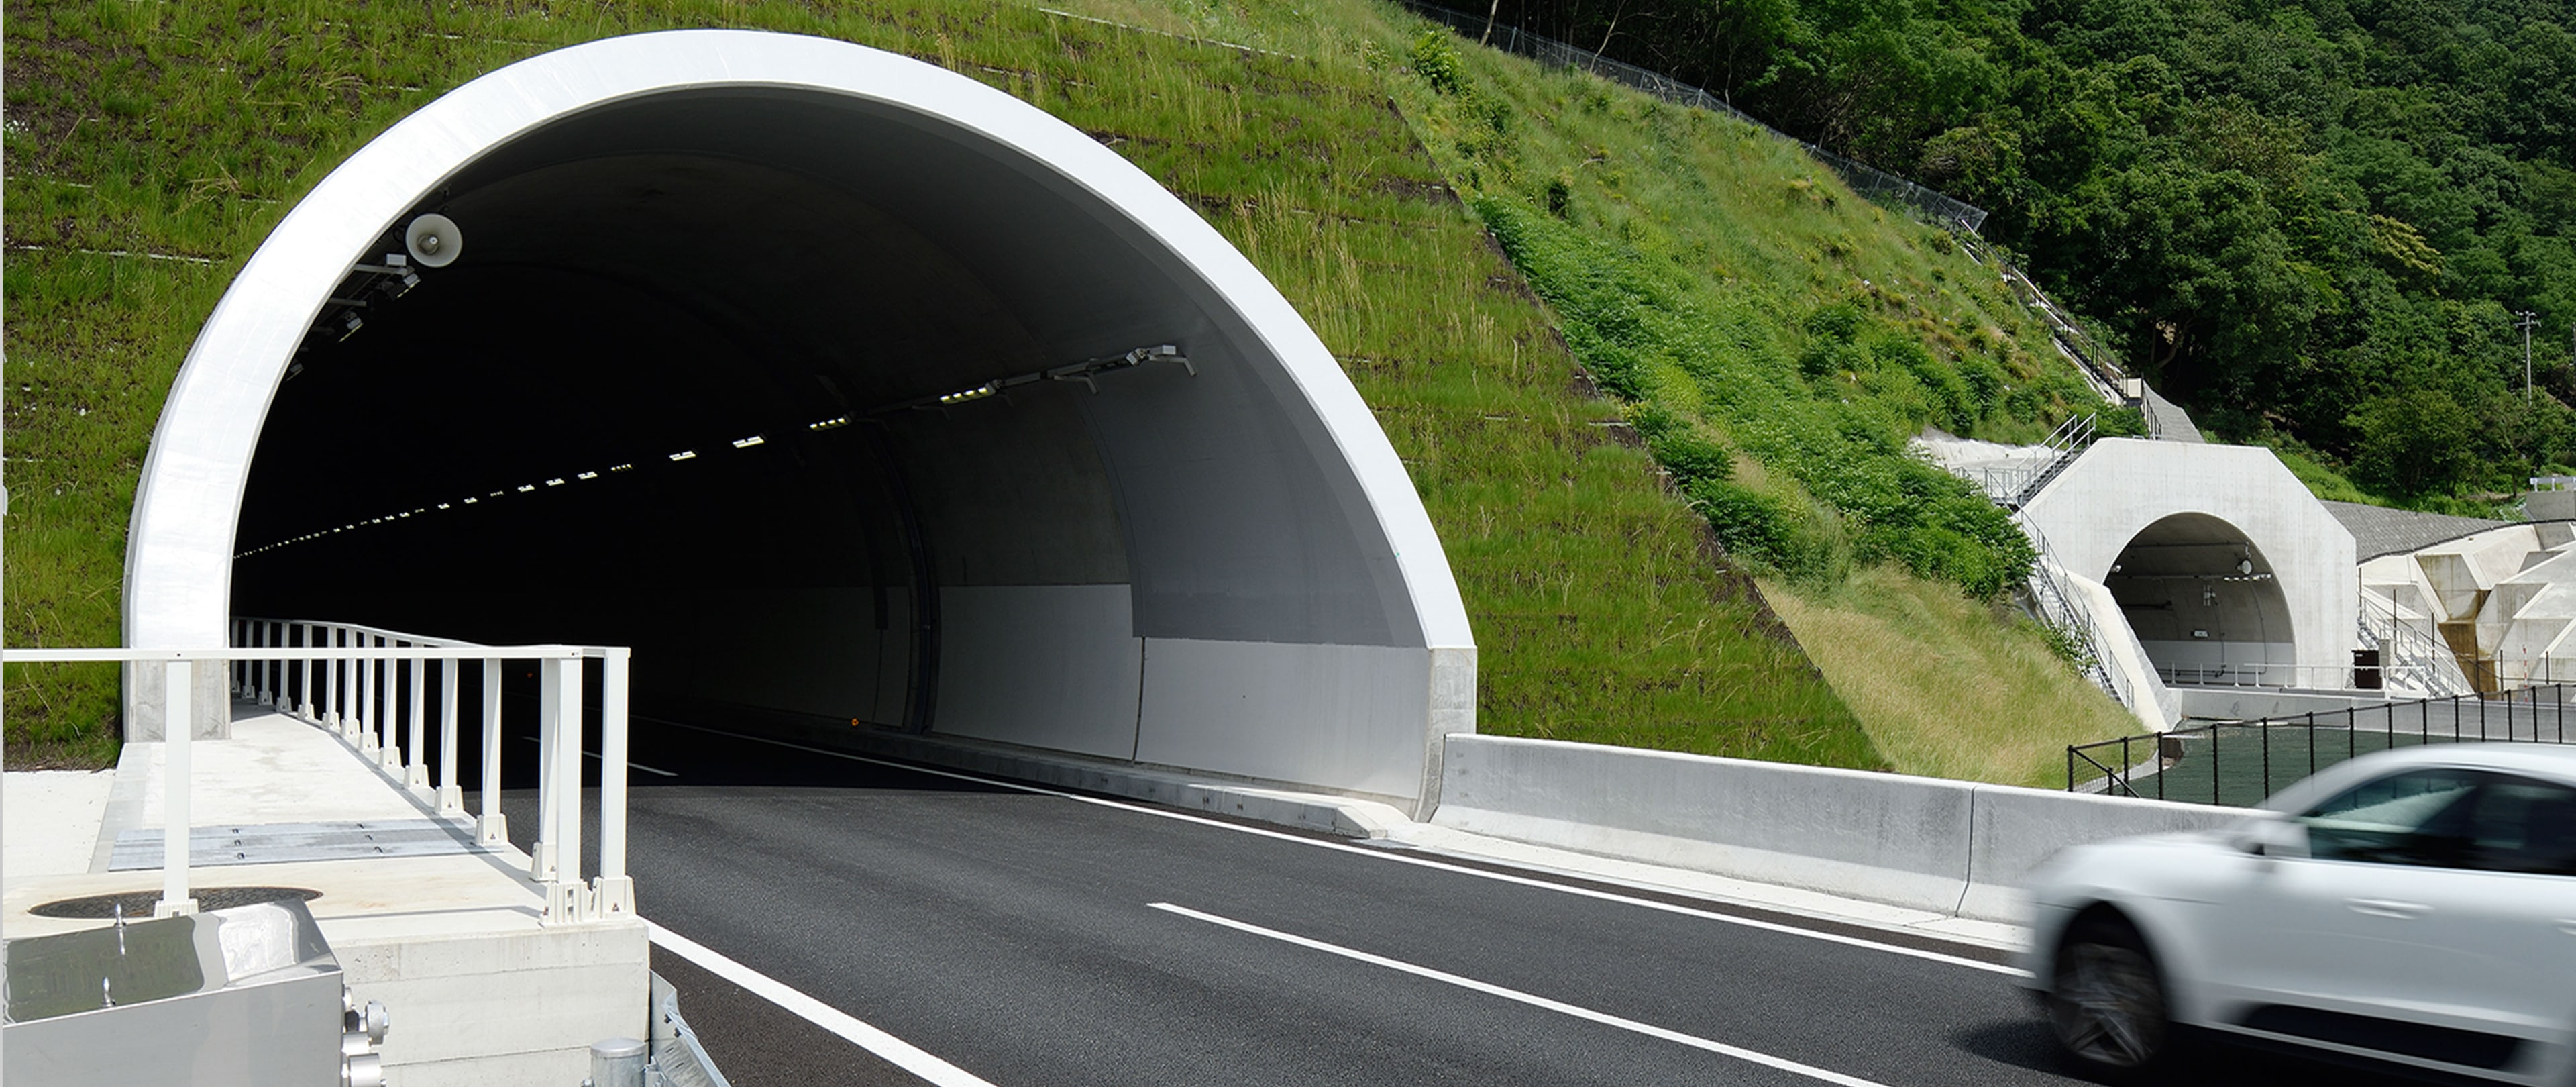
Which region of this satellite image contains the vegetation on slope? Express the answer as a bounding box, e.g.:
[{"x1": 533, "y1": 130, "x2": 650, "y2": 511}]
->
[
  {"x1": 1374, "y1": 19, "x2": 2141, "y2": 782},
  {"x1": 1462, "y1": 0, "x2": 2576, "y2": 513},
  {"x1": 3, "y1": 0, "x2": 1878, "y2": 770}
]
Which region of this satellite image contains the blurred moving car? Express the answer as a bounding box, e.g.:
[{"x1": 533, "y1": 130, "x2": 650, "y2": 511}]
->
[{"x1": 2019, "y1": 743, "x2": 2576, "y2": 1084}]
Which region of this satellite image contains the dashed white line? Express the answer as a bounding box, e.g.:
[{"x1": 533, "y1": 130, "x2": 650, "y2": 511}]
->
[{"x1": 1152, "y1": 902, "x2": 1896, "y2": 1087}]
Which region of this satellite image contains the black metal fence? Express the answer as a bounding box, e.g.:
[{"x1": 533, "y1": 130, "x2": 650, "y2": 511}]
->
[
  {"x1": 1397, "y1": 0, "x2": 1989, "y2": 234},
  {"x1": 2068, "y1": 685, "x2": 2576, "y2": 807}
]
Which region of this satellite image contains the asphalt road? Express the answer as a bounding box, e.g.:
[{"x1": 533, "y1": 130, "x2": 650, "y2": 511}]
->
[{"x1": 495, "y1": 716, "x2": 2426, "y2": 1087}]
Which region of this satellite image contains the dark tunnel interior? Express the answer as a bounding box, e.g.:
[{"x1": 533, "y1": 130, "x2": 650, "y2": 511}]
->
[{"x1": 228, "y1": 87, "x2": 1415, "y2": 753}]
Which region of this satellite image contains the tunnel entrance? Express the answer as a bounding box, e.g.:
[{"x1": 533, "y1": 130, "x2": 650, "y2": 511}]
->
[
  {"x1": 130, "y1": 32, "x2": 1472, "y2": 813},
  {"x1": 2106, "y1": 513, "x2": 2296, "y2": 686}
]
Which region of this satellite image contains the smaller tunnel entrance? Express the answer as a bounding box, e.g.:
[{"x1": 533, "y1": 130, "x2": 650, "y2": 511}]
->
[{"x1": 2107, "y1": 513, "x2": 2296, "y2": 686}]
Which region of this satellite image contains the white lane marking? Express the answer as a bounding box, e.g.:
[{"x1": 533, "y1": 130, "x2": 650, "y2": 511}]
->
[
  {"x1": 637, "y1": 715, "x2": 2022, "y2": 977},
  {"x1": 519, "y1": 733, "x2": 678, "y2": 777},
  {"x1": 1153, "y1": 902, "x2": 1896, "y2": 1087},
  {"x1": 647, "y1": 921, "x2": 999, "y2": 1087}
]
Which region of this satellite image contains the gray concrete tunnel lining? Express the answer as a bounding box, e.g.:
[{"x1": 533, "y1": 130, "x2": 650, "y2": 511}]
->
[
  {"x1": 127, "y1": 32, "x2": 1474, "y2": 813},
  {"x1": 2106, "y1": 513, "x2": 2296, "y2": 682}
]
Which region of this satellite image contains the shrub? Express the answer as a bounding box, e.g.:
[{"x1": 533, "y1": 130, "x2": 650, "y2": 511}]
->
[{"x1": 1410, "y1": 30, "x2": 1466, "y2": 95}]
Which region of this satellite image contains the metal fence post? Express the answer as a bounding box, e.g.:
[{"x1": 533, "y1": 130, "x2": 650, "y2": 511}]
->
[
  {"x1": 439, "y1": 658, "x2": 462, "y2": 815},
  {"x1": 478, "y1": 658, "x2": 506, "y2": 845},
  {"x1": 157, "y1": 658, "x2": 197, "y2": 917},
  {"x1": 377, "y1": 637, "x2": 399, "y2": 771},
  {"x1": 405, "y1": 651, "x2": 429, "y2": 789},
  {"x1": 541, "y1": 654, "x2": 589, "y2": 923},
  {"x1": 595, "y1": 649, "x2": 635, "y2": 918},
  {"x1": 354, "y1": 635, "x2": 372, "y2": 750}
]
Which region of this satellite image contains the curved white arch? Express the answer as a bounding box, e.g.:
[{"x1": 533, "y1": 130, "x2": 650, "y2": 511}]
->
[{"x1": 127, "y1": 30, "x2": 1474, "y2": 809}]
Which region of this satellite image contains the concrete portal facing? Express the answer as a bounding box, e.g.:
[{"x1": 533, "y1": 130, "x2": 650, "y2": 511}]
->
[
  {"x1": 2021, "y1": 439, "x2": 2357, "y2": 698},
  {"x1": 123, "y1": 32, "x2": 1473, "y2": 815}
]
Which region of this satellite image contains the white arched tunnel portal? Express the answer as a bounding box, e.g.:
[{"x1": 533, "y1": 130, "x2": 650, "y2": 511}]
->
[
  {"x1": 2019, "y1": 438, "x2": 2357, "y2": 692},
  {"x1": 125, "y1": 31, "x2": 1475, "y2": 815}
]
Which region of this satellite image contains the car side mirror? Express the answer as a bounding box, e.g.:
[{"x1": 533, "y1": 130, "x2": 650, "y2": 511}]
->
[{"x1": 2237, "y1": 817, "x2": 2308, "y2": 859}]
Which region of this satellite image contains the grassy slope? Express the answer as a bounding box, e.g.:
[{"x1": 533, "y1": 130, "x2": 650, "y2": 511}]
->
[
  {"x1": 3, "y1": 0, "x2": 1878, "y2": 770},
  {"x1": 1365, "y1": 11, "x2": 2144, "y2": 785}
]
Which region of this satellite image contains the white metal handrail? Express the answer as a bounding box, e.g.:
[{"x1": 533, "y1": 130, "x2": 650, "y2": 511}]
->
[
  {"x1": 1, "y1": 622, "x2": 633, "y2": 926},
  {"x1": 2017, "y1": 517, "x2": 2135, "y2": 709},
  {"x1": 2357, "y1": 592, "x2": 2473, "y2": 697},
  {"x1": 2155, "y1": 660, "x2": 2416, "y2": 690}
]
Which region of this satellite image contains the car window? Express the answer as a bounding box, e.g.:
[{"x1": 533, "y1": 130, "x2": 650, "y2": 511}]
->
[
  {"x1": 2300, "y1": 768, "x2": 2483, "y2": 866},
  {"x1": 2459, "y1": 775, "x2": 2576, "y2": 876}
]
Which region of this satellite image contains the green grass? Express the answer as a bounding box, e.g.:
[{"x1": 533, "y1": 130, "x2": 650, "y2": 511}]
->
[
  {"x1": 1764, "y1": 567, "x2": 2142, "y2": 788},
  {"x1": 5, "y1": 0, "x2": 1883, "y2": 770}
]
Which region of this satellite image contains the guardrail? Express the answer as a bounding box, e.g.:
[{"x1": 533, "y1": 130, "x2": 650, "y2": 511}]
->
[
  {"x1": 1, "y1": 619, "x2": 633, "y2": 925},
  {"x1": 2153, "y1": 660, "x2": 2430, "y2": 690},
  {"x1": 2068, "y1": 682, "x2": 2576, "y2": 805}
]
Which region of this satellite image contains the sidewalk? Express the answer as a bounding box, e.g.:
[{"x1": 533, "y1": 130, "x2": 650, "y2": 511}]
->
[{"x1": 1, "y1": 701, "x2": 646, "y2": 1087}]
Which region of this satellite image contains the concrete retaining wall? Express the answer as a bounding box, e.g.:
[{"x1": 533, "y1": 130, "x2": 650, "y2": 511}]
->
[{"x1": 1433, "y1": 734, "x2": 2244, "y2": 923}]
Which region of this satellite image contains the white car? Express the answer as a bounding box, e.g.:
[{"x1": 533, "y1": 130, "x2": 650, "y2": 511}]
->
[{"x1": 2020, "y1": 743, "x2": 2576, "y2": 1084}]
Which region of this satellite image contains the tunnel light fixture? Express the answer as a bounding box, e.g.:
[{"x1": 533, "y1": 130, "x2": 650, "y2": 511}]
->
[
  {"x1": 854, "y1": 342, "x2": 1197, "y2": 419},
  {"x1": 936, "y1": 383, "x2": 998, "y2": 407},
  {"x1": 437, "y1": 503, "x2": 451, "y2": 509},
  {"x1": 545, "y1": 478, "x2": 566, "y2": 487},
  {"x1": 731, "y1": 435, "x2": 765, "y2": 448},
  {"x1": 516, "y1": 484, "x2": 537, "y2": 493},
  {"x1": 669, "y1": 450, "x2": 698, "y2": 462},
  {"x1": 610, "y1": 464, "x2": 634, "y2": 472},
  {"x1": 462, "y1": 497, "x2": 478, "y2": 505},
  {"x1": 809, "y1": 417, "x2": 851, "y2": 431},
  {"x1": 577, "y1": 471, "x2": 598, "y2": 480}
]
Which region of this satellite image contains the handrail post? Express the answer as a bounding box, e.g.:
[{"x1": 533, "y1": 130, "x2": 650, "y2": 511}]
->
[
  {"x1": 405, "y1": 651, "x2": 429, "y2": 789},
  {"x1": 375, "y1": 637, "x2": 398, "y2": 771},
  {"x1": 478, "y1": 658, "x2": 506, "y2": 845},
  {"x1": 438, "y1": 658, "x2": 462, "y2": 814},
  {"x1": 533, "y1": 656, "x2": 559, "y2": 884},
  {"x1": 539, "y1": 654, "x2": 589, "y2": 923},
  {"x1": 156, "y1": 659, "x2": 197, "y2": 917},
  {"x1": 353, "y1": 633, "x2": 372, "y2": 750},
  {"x1": 248, "y1": 621, "x2": 266, "y2": 705},
  {"x1": 594, "y1": 648, "x2": 635, "y2": 918}
]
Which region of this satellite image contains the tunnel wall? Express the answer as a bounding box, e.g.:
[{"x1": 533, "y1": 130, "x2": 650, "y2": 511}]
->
[
  {"x1": 2021, "y1": 439, "x2": 2357, "y2": 685},
  {"x1": 125, "y1": 30, "x2": 1476, "y2": 812}
]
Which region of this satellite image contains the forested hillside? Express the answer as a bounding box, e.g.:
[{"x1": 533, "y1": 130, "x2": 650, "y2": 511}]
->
[{"x1": 1471, "y1": 0, "x2": 2576, "y2": 509}]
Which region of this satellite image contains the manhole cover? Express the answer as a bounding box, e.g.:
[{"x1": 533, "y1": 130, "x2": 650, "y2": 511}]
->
[{"x1": 28, "y1": 886, "x2": 320, "y2": 919}]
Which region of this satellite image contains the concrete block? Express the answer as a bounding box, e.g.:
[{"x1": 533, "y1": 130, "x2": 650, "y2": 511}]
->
[
  {"x1": 1433, "y1": 735, "x2": 1977, "y2": 913},
  {"x1": 1959, "y1": 785, "x2": 2244, "y2": 922},
  {"x1": 1433, "y1": 735, "x2": 2257, "y2": 924}
]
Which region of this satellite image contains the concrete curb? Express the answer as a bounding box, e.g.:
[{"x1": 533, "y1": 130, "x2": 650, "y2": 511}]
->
[{"x1": 696, "y1": 713, "x2": 1412, "y2": 839}]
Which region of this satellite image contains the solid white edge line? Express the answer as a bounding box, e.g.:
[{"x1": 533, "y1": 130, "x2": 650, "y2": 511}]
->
[
  {"x1": 1151, "y1": 902, "x2": 1894, "y2": 1087},
  {"x1": 647, "y1": 921, "x2": 999, "y2": 1087},
  {"x1": 518, "y1": 733, "x2": 678, "y2": 776},
  {"x1": 637, "y1": 715, "x2": 2025, "y2": 977}
]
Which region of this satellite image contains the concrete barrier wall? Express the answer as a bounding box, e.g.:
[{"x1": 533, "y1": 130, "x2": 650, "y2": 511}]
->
[{"x1": 1434, "y1": 735, "x2": 2244, "y2": 922}]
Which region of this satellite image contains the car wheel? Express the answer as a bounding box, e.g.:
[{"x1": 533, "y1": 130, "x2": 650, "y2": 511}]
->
[{"x1": 2049, "y1": 913, "x2": 2171, "y2": 1074}]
